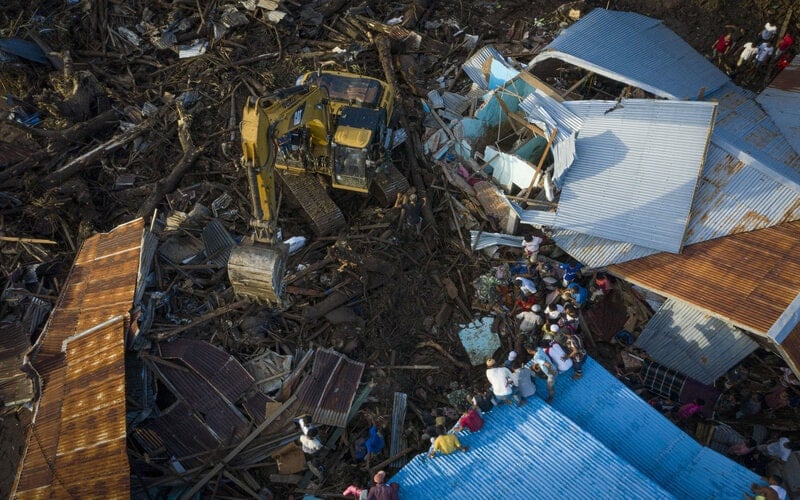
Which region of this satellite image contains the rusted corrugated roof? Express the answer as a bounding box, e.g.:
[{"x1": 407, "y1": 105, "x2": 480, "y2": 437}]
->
[
  {"x1": 13, "y1": 218, "x2": 143, "y2": 499},
  {"x1": 609, "y1": 221, "x2": 800, "y2": 338},
  {"x1": 158, "y1": 338, "x2": 254, "y2": 402},
  {"x1": 0, "y1": 321, "x2": 33, "y2": 408},
  {"x1": 294, "y1": 348, "x2": 365, "y2": 427}
]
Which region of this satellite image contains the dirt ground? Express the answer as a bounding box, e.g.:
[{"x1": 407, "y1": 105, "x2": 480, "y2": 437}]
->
[{"x1": 0, "y1": 0, "x2": 798, "y2": 497}]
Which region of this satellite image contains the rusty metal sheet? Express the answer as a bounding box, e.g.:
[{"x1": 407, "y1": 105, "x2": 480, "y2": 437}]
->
[
  {"x1": 609, "y1": 221, "x2": 800, "y2": 339},
  {"x1": 159, "y1": 338, "x2": 254, "y2": 402},
  {"x1": 13, "y1": 219, "x2": 143, "y2": 499},
  {"x1": 294, "y1": 348, "x2": 365, "y2": 427}
]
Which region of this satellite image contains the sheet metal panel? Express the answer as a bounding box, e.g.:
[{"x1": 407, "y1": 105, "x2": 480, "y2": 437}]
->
[
  {"x1": 636, "y1": 299, "x2": 758, "y2": 385},
  {"x1": 294, "y1": 348, "x2": 364, "y2": 427},
  {"x1": 757, "y1": 56, "x2": 800, "y2": 155},
  {"x1": 159, "y1": 338, "x2": 254, "y2": 402},
  {"x1": 554, "y1": 99, "x2": 715, "y2": 253},
  {"x1": 542, "y1": 358, "x2": 757, "y2": 497},
  {"x1": 609, "y1": 220, "x2": 800, "y2": 337},
  {"x1": 461, "y1": 45, "x2": 506, "y2": 90},
  {"x1": 528, "y1": 9, "x2": 729, "y2": 100},
  {"x1": 0, "y1": 321, "x2": 33, "y2": 408},
  {"x1": 469, "y1": 231, "x2": 522, "y2": 251},
  {"x1": 391, "y1": 391, "x2": 671, "y2": 499},
  {"x1": 14, "y1": 220, "x2": 142, "y2": 499},
  {"x1": 708, "y1": 81, "x2": 800, "y2": 177}
]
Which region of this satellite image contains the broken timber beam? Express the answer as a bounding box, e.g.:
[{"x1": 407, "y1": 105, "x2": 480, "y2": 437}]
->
[{"x1": 180, "y1": 395, "x2": 298, "y2": 499}]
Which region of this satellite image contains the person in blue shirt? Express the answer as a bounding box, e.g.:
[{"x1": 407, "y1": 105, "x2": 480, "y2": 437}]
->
[
  {"x1": 566, "y1": 282, "x2": 588, "y2": 308},
  {"x1": 559, "y1": 261, "x2": 583, "y2": 287},
  {"x1": 524, "y1": 343, "x2": 557, "y2": 403}
]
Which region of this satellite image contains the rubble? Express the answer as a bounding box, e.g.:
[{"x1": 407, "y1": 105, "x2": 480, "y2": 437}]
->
[{"x1": 1, "y1": 0, "x2": 799, "y2": 498}]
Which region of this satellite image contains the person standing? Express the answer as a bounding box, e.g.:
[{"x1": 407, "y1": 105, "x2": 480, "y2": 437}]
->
[
  {"x1": 712, "y1": 33, "x2": 733, "y2": 64},
  {"x1": 485, "y1": 358, "x2": 518, "y2": 405},
  {"x1": 756, "y1": 41, "x2": 775, "y2": 68},
  {"x1": 776, "y1": 33, "x2": 794, "y2": 57},
  {"x1": 563, "y1": 331, "x2": 587, "y2": 380},
  {"x1": 522, "y1": 234, "x2": 544, "y2": 274},
  {"x1": 761, "y1": 23, "x2": 777, "y2": 42},
  {"x1": 736, "y1": 41, "x2": 759, "y2": 67}
]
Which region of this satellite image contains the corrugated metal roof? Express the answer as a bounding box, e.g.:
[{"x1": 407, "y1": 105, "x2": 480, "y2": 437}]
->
[
  {"x1": 159, "y1": 338, "x2": 254, "y2": 402},
  {"x1": 636, "y1": 299, "x2": 758, "y2": 385},
  {"x1": 551, "y1": 227, "x2": 659, "y2": 268},
  {"x1": 608, "y1": 220, "x2": 800, "y2": 338},
  {"x1": 756, "y1": 55, "x2": 800, "y2": 155},
  {"x1": 14, "y1": 218, "x2": 143, "y2": 499},
  {"x1": 294, "y1": 348, "x2": 364, "y2": 427},
  {"x1": 391, "y1": 394, "x2": 671, "y2": 499},
  {"x1": 707, "y1": 81, "x2": 800, "y2": 178},
  {"x1": 0, "y1": 321, "x2": 32, "y2": 408},
  {"x1": 529, "y1": 9, "x2": 729, "y2": 100},
  {"x1": 461, "y1": 45, "x2": 507, "y2": 90},
  {"x1": 469, "y1": 230, "x2": 522, "y2": 251},
  {"x1": 553, "y1": 99, "x2": 715, "y2": 253},
  {"x1": 545, "y1": 358, "x2": 757, "y2": 497}
]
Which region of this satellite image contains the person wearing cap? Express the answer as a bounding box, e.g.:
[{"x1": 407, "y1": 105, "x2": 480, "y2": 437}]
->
[
  {"x1": 761, "y1": 22, "x2": 777, "y2": 41},
  {"x1": 745, "y1": 474, "x2": 786, "y2": 500},
  {"x1": 367, "y1": 470, "x2": 400, "y2": 500},
  {"x1": 485, "y1": 358, "x2": 519, "y2": 406},
  {"x1": 563, "y1": 330, "x2": 587, "y2": 380},
  {"x1": 544, "y1": 303, "x2": 564, "y2": 321},
  {"x1": 504, "y1": 350, "x2": 518, "y2": 370},
  {"x1": 543, "y1": 331, "x2": 573, "y2": 373},
  {"x1": 428, "y1": 431, "x2": 469, "y2": 459}
]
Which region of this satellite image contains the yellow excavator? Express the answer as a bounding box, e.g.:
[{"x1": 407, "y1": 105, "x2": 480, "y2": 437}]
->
[{"x1": 227, "y1": 70, "x2": 409, "y2": 302}]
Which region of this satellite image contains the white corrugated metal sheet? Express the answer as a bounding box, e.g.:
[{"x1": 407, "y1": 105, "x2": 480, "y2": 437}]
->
[
  {"x1": 550, "y1": 228, "x2": 659, "y2": 268},
  {"x1": 528, "y1": 9, "x2": 729, "y2": 100},
  {"x1": 391, "y1": 394, "x2": 672, "y2": 499},
  {"x1": 635, "y1": 299, "x2": 758, "y2": 385},
  {"x1": 513, "y1": 203, "x2": 558, "y2": 228},
  {"x1": 708, "y1": 81, "x2": 800, "y2": 177},
  {"x1": 553, "y1": 99, "x2": 715, "y2": 253},
  {"x1": 518, "y1": 88, "x2": 582, "y2": 185},
  {"x1": 756, "y1": 55, "x2": 800, "y2": 156},
  {"x1": 469, "y1": 231, "x2": 522, "y2": 250},
  {"x1": 462, "y1": 45, "x2": 517, "y2": 90}
]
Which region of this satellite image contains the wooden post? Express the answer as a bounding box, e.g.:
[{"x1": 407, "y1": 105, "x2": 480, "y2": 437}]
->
[{"x1": 520, "y1": 127, "x2": 558, "y2": 200}]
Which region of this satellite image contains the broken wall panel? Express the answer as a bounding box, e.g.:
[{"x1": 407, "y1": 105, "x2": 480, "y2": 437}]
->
[{"x1": 294, "y1": 348, "x2": 365, "y2": 428}]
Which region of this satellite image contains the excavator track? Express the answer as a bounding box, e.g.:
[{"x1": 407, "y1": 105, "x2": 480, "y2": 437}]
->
[
  {"x1": 278, "y1": 172, "x2": 346, "y2": 236},
  {"x1": 371, "y1": 165, "x2": 410, "y2": 207}
]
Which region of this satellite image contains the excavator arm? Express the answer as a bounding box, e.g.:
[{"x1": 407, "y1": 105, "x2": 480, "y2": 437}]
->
[{"x1": 240, "y1": 86, "x2": 329, "y2": 243}]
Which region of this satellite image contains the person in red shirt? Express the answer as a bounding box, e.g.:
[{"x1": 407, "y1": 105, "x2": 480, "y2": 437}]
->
[
  {"x1": 453, "y1": 406, "x2": 484, "y2": 433},
  {"x1": 777, "y1": 33, "x2": 794, "y2": 56},
  {"x1": 712, "y1": 33, "x2": 733, "y2": 64}
]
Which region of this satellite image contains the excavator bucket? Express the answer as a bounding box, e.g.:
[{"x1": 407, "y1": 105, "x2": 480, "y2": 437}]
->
[{"x1": 227, "y1": 243, "x2": 287, "y2": 303}]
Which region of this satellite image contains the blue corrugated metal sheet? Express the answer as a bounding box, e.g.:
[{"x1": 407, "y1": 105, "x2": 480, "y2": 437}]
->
[
  {"x1": 546, "y1": 358, "x2": 757, "y2": 498},
  {"x1": 756, "y1": 55, "x2": 800, "y2": 156},
  {"x1": 553, "y1": 99, "x2": 715, "y2": 253},
  {"x1": 529, "y1": 9, "x2": 729, "y2": 100},
  {"x1": 392, "y1": 358, "x2": 756, "y2": 498},
  {"x1": 636, "y1": 299, "x2": 758, "y2": 385},
  {"x1": 391, "y1": 396, "x2": 672, "y2": 499}
]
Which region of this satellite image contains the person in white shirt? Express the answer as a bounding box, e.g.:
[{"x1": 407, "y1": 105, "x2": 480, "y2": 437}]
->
[
  {"x1": 737, "y1": 41, "x2": 758, "y2": 67},
  {"x1": 757, "y1": 437, "x2": 797, "y2": 462},
  {"x1": 516, "y1": 307, "x2": 544, "y2": 334},
  {"x1": 521, "y1": 234, "x2": 543, "y2": 273},
  {"x1": 485, "y1": 358, "x2": 520, "y2": 405}
]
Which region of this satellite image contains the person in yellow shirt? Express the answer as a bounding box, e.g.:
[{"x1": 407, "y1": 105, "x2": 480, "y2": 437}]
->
[{"x1": 427, "y1": 432, "x2": 469, "y2": 458}]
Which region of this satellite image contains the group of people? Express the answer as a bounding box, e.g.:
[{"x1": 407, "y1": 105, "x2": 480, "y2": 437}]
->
[{"x1": 712, "y1": 23, "x2": 794, "y2": 83}]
